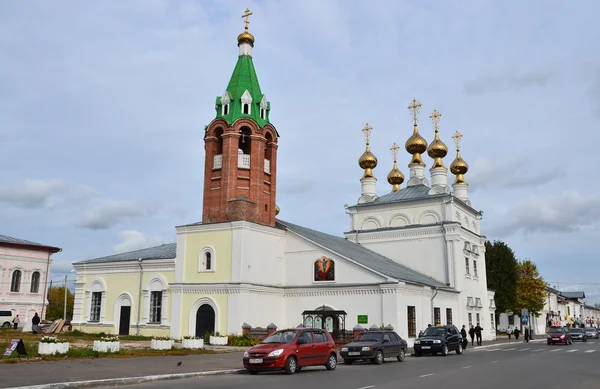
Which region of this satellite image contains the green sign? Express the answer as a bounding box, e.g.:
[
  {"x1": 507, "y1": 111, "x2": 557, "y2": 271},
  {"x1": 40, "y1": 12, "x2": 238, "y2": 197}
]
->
[{"x1": 357, "y1": 315, "x2": 368, "y2": 324}]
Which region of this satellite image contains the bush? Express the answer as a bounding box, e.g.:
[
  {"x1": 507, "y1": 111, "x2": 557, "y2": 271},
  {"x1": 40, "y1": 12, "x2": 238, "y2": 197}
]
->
[{"x1": 228, "y1": 334, "x2": 260, "y2": 347}]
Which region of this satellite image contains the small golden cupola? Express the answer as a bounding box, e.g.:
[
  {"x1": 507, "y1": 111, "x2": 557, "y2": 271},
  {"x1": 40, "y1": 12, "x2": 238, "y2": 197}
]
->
[
  {"x1": 405, "y1": 98, "x2": 428, "y2": 166},
  {"x1": 238, "y1": 8, "x2": 255, "y2": 47},
  {"x1": 387, "y1": 143, "x2": 405, "y2": 192},
  {"x1": 427, "y1": 109, "x2": 448, "y2": 168},
  {"x1": 450, "y1": 130, "x2": 469, "y2": 184},
  {"x1": 358, "y1": 122, "x2": 378, "y2": 179}
]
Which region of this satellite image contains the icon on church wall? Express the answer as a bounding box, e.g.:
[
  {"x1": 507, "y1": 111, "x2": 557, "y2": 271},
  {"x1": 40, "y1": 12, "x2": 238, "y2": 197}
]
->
[{"x1": 314, "y1": 256, "x2": 335, "y2": 282}]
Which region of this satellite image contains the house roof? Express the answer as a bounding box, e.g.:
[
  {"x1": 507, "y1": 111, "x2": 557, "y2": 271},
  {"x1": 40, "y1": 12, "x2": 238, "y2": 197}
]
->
[
  {"x1": 560, "y1": 291, "x2": 586, "y2": 299},
  {"x1": 277, "y1": 219, "x2": 449, "y2": 289},
  {"x1": 73, "y1": 243, "x2": 176, "y2": 265},
  {"x1": 348, "y1": 185, "x2": 437, "y2": 209},
  {"x1": 0, "y1": 234, "x2": 61, "y2": 253}
]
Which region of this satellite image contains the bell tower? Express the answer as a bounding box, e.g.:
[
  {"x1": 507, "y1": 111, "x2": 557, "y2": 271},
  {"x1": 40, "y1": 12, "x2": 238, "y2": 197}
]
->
[{"x1": 202, "y1": 9, "x2": 279, "y2": 227}]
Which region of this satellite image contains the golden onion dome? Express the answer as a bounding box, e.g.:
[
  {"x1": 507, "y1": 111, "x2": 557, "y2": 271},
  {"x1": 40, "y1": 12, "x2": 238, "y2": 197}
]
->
[
  {"x1": 275, "y1": 204, "x2": 280, "y2": 216},
  {"x1": 427, "y1": 131, "x2": 448, "y2": 168},
  {"x1": 387, "y1": 162, "x2": 405, "y2": 192},
  {"x1": 237, "y1": 31, "x2": 255, "y2": 46},
  {"x1": 450, "y1": 150, "x2": 469, "y2": 184},
  {"x1": 405, "y1": 125, "x2": 428, "y2": 166},
  {"x1": 358, "y1": 144, "x2": 378, "y2": 179}
]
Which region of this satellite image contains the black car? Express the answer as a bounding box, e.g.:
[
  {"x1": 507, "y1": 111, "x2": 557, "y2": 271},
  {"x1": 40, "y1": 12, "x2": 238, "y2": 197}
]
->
[
  {"x1": 569, "y1": 328, "x2": 587, "y2": 342},
  {"x1": 413, "y1": 325, "x2": 463, "y2": 356},
  {"x1": 339, "y1": 330, "x2": 408, "y2": 365}
]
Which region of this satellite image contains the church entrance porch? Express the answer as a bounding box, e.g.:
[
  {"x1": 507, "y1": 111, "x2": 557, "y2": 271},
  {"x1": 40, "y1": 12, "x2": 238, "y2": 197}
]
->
[
  {"x1": 195, "y1": 304, "x2": 216, "y2": 337},
  {"x1": 302, "y1": 306, "x2": 347, "y2": 342}
]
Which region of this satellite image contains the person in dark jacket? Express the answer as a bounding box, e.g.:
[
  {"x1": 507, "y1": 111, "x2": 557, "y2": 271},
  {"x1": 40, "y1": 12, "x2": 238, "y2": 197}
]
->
[
  {"x1": 469, "y1": 325, "x2": 475, "y2": 346},
  {"x1": 31, "y1": 312, "x2": 40, "y2": 334},
  {"x1": 514, "y1": 327, "x2": 520, "y2": 340},
  {"x1": 461, "y1": 325, "x2": 468, "y2": 349},
  {"x1": 524, "y1": 327, "x2": 530, "y2": 342},
  {"x1": 475, "y1": 324, "x2": 483, "y2": 346}
]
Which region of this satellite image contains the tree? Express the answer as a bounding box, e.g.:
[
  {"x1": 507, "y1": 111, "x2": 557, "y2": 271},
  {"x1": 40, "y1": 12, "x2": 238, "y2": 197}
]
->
[
  {"x1": 515, "y1": 259, "x2": 547, "y2": 317},
  {"x1": 485, "y1": 240, "x2": 519, "y2": 325},
  {"x1": 46, "y1": 286, "x2": 74, "y2": 321}
]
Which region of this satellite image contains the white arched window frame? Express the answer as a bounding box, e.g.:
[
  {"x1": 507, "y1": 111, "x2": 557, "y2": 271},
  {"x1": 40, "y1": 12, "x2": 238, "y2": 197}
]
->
[
  {"x1": 10, "y1": 268, "x2": 23, "y2": 292},
  {"x1": 221, "y1": 91, "x2": 230, "y2": 116},
  {"x1": 259, "y1": 95, "x2": 268, "y2": 120},
  {"x1": 30, "y1": 270, "x2": 41, "y2": 293},
  {"x1": 85, "y1": 278, "x2": 107, "y2": 323},
  {"x1": 198, "y1": 246, "x2": 216, "y2": 272},
  {"x1": 241, "y1": 90, "x2": 252, "y2": 115},
  {"x1": 143, "y1": 276, "x2": 168, "y2": 326}
]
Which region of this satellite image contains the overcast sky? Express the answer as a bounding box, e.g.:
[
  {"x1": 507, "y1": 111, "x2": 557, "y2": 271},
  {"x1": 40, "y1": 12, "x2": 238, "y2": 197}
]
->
[{"x1": 1, "y1": 1, "x2": 599, "y2": 304}]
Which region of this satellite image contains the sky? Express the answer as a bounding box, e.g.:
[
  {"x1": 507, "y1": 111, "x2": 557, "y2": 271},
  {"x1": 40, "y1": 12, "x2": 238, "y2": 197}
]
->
[{"x1": 1, "y1": 1, "x2": 599, "y2": 304}]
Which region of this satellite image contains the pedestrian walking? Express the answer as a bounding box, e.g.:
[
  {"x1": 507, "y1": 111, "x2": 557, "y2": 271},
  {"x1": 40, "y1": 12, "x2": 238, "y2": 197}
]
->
[
  {"x1": 475, "y1": 323, "x2": 483, "y2": 346},
  {"x1": 469, "y1": 325, "x2": 475, "y2": 346},
  {"x1": 461, "y1": 325, "x2": 468, "y2": 350},
  {"x1": 12, "y1": 315, "x2": 20, "y2": 330},
  {"x1": 514, "y1": 327, "x2": 520, "y2": 340},
  {"x1": 524, "y1": 327, "x2": 530, "y2": 343},
  {"x1": 507, "y1": 326, "x2": 512, "y2": 340},
  {"x1": 31, "y1": 312, "x2": 40, "y2": 334}
]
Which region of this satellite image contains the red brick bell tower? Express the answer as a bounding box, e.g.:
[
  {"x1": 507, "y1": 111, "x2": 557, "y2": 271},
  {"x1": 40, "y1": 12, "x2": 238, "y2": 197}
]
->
[{"x1": 202, "y1": 12, "x2": 279, "y2": 227}]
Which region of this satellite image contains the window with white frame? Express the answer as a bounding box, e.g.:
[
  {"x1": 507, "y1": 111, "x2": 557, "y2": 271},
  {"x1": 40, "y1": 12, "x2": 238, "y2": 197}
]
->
[
  {"x1": 467, "y1": 296, "x2": 475, "y2": 308},
  {"x1": 465, "y1": 258, "x2": 470, "y2": 275},
  {"x1": 468, "y1": 313, "x2": 472, "y2": 326},
  {"x1": 90, "y1": 292, "x2": 102, "y2": 322},
  {"x1": 10, "y1": 270, "x2": 21, "y2": 292},
  {"x1": 476, "y1": 313, "x2": 480, "y2": 325},
  {"x1": 30, "y1": 271, "x2": 40, "y2": 293},
  {"x1": 473, "y1": 260, "x2": 478, "y2": 277},
  {"x1": 490, "y1": 313, "x2": 494, "y2": 329},
  {"x1": 149, "y1": 291, "x2": 162, "y2": 324},
  {"x1": 199, "y1": 247, "x2": 215, "y2": 272}
]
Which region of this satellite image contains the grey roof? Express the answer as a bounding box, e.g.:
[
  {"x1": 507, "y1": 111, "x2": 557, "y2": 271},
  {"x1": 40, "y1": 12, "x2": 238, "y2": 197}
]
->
[
  {"x1": 349, "y1": 185, "x2": 443, "y2": 208},
  {"x1": 277, "y1": 220, "x2": 448, "y2": 288},
  {"x1": 0, "y1": 234, "x2": 60, "y2": 251},
  {"x1": 560, "y1": 291, "x2": 585, "y2": 299},
  {"x1": 74, "y1": 243, "x2": 176, "y2": 264}
]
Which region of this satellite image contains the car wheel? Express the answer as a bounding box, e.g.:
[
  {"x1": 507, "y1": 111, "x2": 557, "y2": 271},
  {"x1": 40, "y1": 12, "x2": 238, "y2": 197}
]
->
[
  {"x1": 456, "y1": 342, "x2": 463, "y2": 355},
  {"x1": 372, "y1": 350, "x2": 384, "y2": 365},
  {"x1": 326, "y1": 353, "x2": 337, "y2": 370},
  {"x1": 397, "y1": 348, "x2": 406, "y2": 362},
  {"x1": 284, "y1": 356, "x2": 298, "y2": 375},
  {"x1": 2, "y1": 322, "x2": 11, "y2": 329},
  {"x1": 248, "y1": 370, "x2": 259, "y2": 375},
  {"x1": 441, "y1": 344, "x2": 448, "y2": 356}
]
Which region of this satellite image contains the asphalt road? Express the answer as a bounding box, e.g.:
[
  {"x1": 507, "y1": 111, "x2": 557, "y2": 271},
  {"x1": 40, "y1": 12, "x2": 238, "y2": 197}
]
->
[{"x1": 100, "y1": 340, "x2": 600, "y2": 389}]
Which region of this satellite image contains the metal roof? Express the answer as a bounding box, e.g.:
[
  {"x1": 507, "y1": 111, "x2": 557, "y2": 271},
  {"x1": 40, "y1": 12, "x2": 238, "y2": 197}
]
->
[
  {"x1": 0, "y1": 234, "x2": 61, "y2": 252},
  {"x1": 74, "y1": 243, "x2": 176, "y2": 264},
  {"x1": 349, "y1": 185, "x2": 444, "y2": 209},
  {"x1": 560, "y1": 291, "x2": 586, "y2": 299},
  {"x1": 277, "y1": 220, "x2": 448, "y2": 288}
]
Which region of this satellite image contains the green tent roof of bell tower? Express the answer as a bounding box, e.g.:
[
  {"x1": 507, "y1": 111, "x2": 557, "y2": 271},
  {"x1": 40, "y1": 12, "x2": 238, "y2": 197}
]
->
[{"x1": 214, "y1": 54, "x2": 270, "y2": 128}]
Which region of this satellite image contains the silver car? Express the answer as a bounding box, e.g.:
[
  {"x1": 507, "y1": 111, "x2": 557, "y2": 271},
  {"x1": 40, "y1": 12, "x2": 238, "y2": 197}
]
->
[{"x1": 584, "y1": 328, "x2": 599, "y2": 339}]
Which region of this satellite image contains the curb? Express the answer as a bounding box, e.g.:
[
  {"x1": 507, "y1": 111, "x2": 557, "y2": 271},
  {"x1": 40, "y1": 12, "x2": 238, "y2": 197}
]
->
[
  {"x1": 7, "y1": 368, "x2": 246, "y2": 389},
  {"x1": 408, "y1": 338, "x2": 545, "y2": 356}
]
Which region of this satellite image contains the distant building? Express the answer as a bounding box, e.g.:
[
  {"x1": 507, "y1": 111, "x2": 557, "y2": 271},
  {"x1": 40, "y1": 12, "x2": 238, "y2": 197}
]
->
[{"x1": 0, "y1": 234, "x2": 61, "y2": 327}]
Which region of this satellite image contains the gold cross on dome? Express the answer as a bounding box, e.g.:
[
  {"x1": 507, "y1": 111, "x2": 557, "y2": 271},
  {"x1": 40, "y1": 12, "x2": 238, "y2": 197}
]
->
[
  {"x1": 362, "y1": 122, "x2": 373, "y2": 144},
  {"x1": 430, "y1": 109, "x2": 442, "y2": 133},
  {"x1": 452, "y1": 130, "x2": 463, "y2": 151},
  {"x1": 242, "y1": 8, "x2": 253, "y2": 30},
  {"x1": 390, "y1": 142, "x2": 400, "y2": 162},
  {"x1": 407, "y1": 98, "x2": 422, "y2": 125}
]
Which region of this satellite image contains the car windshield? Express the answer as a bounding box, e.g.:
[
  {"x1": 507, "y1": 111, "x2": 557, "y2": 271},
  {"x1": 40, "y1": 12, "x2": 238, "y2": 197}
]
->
[
  {"x1": 422, "y1": 327, "x2": 446, "y2": 337},
  {"x1": 584, "y1": 328, "x2": 596, "y2": 332},
  {"x1": 549, "y1": 328, "x2": 564, "y2": 333},
  {"x1": 261, "y1": 330, "x2": 299, "y2": 344},
  {"x1": 570, "y1": 329, "x2": 583, "y2": 333},
  {"x1": 355, "y1": 333, "x2": 383, "y2": 342}
]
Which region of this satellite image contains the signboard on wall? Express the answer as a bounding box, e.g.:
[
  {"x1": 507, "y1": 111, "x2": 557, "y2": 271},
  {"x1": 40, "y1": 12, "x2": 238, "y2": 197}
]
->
[{"x1": 357, "y1": 315, "x2": 368, "y2": 325}]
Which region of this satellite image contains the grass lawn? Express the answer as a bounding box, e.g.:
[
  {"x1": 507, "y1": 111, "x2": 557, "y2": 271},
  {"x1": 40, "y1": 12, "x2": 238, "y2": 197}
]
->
[{"x1": 0, "y1": 328, "x2": 218, "y2": 363}]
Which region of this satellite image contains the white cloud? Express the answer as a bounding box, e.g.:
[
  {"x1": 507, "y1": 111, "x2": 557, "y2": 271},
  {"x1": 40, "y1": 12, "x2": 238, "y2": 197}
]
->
[
  {"x1": 469, "y1": 157, "x2": 562, "y2": 192},
  {"x1": 112, "y1": 230, "x2": 170, "y2": 254},
  {"x1": 0, "y1": 179, "x2": 66, "y2": 208},
  {"x1": 487, "y1": 191, "x2": 600, "y2": 238},
  {"x1": 77, "y1": 200, "x2": 154, "y2": 230}
]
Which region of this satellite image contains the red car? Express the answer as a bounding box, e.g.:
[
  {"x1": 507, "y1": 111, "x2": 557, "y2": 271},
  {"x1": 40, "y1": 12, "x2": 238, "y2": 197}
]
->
[
  {"x1": 243, "y1": 328, "x2": 338, "y2": 375},
  {"x1": 547, "y1": 327, "x2": 573, "y2": 345}
]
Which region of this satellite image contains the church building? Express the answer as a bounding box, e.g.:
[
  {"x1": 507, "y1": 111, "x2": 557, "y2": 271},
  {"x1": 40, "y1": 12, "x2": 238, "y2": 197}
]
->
[{"x1": 71, "y1": 10, "x2": 496, "y2": 345}]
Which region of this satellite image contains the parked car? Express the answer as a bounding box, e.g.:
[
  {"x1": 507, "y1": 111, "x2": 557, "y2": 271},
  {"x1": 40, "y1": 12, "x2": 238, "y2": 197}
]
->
[
  {"x1": 0, "y1": 310, "x2": 16, "y2": 328},
  {"x1": 242, "y1": 328, "x2": 337, "y2": 375},
  {"x1": 413, "y1": 325, "x2": 463, "y2": 356},
  {"x1": 584, "y1": 327, "x2": 599, "y2": 339},
  {"x1": 569, "y1": 328, "x2": 587, "y2": 342},
  {"x1": 547, "y1": 327, "x2": 573, "y2": 345},
  {"x1": 339, "y1": 330, "x2": 408, "y2": 365}
]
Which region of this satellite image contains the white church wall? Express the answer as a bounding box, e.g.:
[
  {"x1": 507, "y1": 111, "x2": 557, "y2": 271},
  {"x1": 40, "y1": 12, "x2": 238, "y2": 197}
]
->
[
  {"x1": 230, "y1": 222, "x2": 286, "y2": 286},
  {"x1": 227, "y1": 290, "x2": 284, "y2": 334},
  {"x1": 283, "y1": 233, "x2": 386, "y2": 286}
]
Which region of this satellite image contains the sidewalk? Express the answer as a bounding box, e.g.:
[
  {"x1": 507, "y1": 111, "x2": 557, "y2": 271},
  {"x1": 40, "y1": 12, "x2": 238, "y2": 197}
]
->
[{"x1": 2, "y1": 351, "x2": 245, "y2": 389}]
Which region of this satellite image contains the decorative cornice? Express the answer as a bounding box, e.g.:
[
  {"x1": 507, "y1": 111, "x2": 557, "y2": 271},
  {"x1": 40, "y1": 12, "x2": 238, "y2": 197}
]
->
[{"x1": 349, "y1": 196, "x2": 448, "y2": 212}]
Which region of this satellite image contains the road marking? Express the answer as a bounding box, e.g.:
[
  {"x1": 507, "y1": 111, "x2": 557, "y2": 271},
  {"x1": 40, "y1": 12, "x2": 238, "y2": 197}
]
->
[
  {"x1": 549, "y1": 349, "x2": 560, "y2": 352},
  {"x1": 486, "y1": 348, "x2": 501, "y2": 351},
  {"x1": 585, "y1": 350, "x2": 595, "y2": 353},
  {"x1": 357, "y1": 386, "x2": 375, "y2": 389},
  {"x1": 502, "y1": 348, "x2": 516, "y2": 351},
  {"x1": 492, "y1": 360, "x2": 499, "y2": 363},
  {"x1": 462, "y1": 366, "x2": 472, "y2": 369},
  {"x1": 519, "y1": 348, "x2": 531, "y2": 352},
  {"x1": 566, "y1": 349, "x2": 578, "y2": 353},
  {"x1": 419, "y1": 374, "x2": 434, "y2": 378},
  {"x1": 532, "y1": 349, "x2": 544, "y2": 352}
]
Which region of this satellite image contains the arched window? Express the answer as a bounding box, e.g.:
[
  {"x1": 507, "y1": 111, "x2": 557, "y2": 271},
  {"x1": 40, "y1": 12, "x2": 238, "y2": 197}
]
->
[
  {"x1": 243, "y1": 103, "x2": 249, "y2": 114},
  {"x1": 10, "y1": 270, "x2": 21, "y2": 292},
  {"x1": 238, "y1": 127, "x2": 251, "y2": 155},
  {"x1": 199, "y1": 247, "x2": 216, "y2": 272},
  {"x1": 215, "y1": 128, "x2": 223, "y2": 155},
  {"x1": 260, "y1": 108, "x2": 265, "y2": 120},
  {"x1": 205, "y1": 252, "x2": 212, "y2": 270},
  {"x1": 222, "y1": 104, "x2": 229, "y2": 115},
  {"x1": 30, "y1": 272, "x2": 40, "y2": 293}
]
